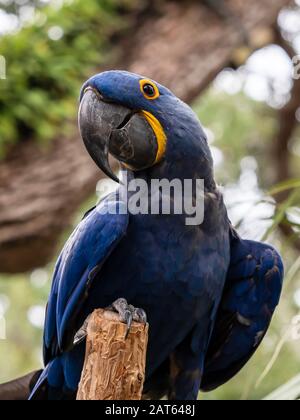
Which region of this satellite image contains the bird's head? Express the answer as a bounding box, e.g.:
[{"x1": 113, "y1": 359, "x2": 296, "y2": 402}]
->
[{"x1": 79, "y1": 70, "x2": 214, "y2": 184}]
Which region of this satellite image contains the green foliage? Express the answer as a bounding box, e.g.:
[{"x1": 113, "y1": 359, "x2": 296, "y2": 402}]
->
[
  {"x1": 269, "y1": 179, "x2": 300, "y2": 196},
  {"x1": 0, "y1": 0, "x2": 136, "y2": 157}
]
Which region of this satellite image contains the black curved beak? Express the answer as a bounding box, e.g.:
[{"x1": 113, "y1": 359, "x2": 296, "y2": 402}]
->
[{"x1": 79, "y1": 88, "x2": 158, "y2": 183}]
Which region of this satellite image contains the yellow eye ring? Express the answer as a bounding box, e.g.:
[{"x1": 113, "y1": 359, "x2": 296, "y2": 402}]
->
[{"x1": 140, "y1": 79, "x2": 160, "y2": 100}]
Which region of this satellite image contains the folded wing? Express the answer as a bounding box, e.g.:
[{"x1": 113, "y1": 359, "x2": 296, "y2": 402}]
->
[
  {"x1": 43, "y1": 194, "x2": 129, "y2": 363},
  {"x1": 201, "y1": 231, "x2": 284, "y2": 391}
]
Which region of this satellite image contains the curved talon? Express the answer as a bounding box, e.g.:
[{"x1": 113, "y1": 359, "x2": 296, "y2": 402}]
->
[
  {"x1": 124, "y1": 310, "x2": 133, "y2": 339},
  {"x1": 107, "y1": 298, "x2": 147, "y2": 338},
  {"x1": 132, "y1": 307, "x2": 147, "y2": 324}
]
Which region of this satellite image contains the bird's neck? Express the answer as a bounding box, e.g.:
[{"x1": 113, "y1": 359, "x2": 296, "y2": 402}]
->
[{"x1": 130, "y1": 158, "x2": 216, "y2": 192}]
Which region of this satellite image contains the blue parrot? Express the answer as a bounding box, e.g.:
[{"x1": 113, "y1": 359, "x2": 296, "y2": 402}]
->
[{"x1": 4, "y1": 71, "x2": 284, "y2": 400}]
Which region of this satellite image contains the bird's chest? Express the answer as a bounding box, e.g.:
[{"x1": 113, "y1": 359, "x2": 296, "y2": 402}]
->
[{"x1": 100, "y1": 214, "x2": 229, "y2": 306}]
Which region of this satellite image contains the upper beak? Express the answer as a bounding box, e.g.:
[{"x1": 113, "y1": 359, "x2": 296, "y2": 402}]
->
[{"x1": 78, "y1": 88, "x2": 158, "y2": 183}]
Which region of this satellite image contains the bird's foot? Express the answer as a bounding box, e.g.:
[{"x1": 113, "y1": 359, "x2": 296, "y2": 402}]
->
[
  {"x1": 106, "y1": 298, "x2": 147, "y2": 338},
  {"x1": 73, "y1": 299, "x2": 147, "y2": 345}
]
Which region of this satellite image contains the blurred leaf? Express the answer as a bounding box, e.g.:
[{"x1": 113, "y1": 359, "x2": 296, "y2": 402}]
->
[
  {"x1": 264, "y1": 374, "x2": 300, "y2": 400},
  {"x1": 262, "y1": 190, "x2": 300, "y2": 241},
  {"x1": 269, "y1": 179, "x2": 300, "y2": 196}
]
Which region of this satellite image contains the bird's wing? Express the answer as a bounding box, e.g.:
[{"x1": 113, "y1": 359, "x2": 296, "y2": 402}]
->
[
  {"x1": 43, "y1": 193, "x2": 129, "y2": 363},
  {"x1": 201, "y1": 230, "x2": 284, "y2": 391}
]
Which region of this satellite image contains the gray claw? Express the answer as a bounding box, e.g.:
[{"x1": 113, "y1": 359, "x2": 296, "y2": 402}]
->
[
  {"x1": 110, "y1": 298, "x2": 129, "y2": 318},
  {"x1": 124, "y1": 310, "x2": 133, "y2": 339},
  {"x1": 107, "y1": 298, "x2": 147, "y2": 339},
  {"x1": 132, "y1": 308, "x2": 147, "y2": 324}
]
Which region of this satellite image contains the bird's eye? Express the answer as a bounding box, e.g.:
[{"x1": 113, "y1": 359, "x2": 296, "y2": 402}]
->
[
  {"x1": 143, "y1": 84, "x2": 155, "y2": 97},
  {"x1": 140, "y1": 79, "x2": 160, "y2": 100}
]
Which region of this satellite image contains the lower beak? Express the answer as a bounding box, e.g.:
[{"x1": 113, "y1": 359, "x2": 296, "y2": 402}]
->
[{"x1": 78, "y1": 89, "x2": 158, "y2": 183}]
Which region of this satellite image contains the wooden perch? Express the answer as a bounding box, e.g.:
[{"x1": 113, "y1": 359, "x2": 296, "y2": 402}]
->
[{"x1": 76, "y1": 309, "x2": 149, "y2": 401}]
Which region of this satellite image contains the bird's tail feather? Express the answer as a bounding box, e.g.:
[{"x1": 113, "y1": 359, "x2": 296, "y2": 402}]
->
[
  {"x1": 28, "y1": 363, "x2": 54, "y2": 400},
  {"x1": 29, "y1": 358, "x2": 78, "y2": 400}
]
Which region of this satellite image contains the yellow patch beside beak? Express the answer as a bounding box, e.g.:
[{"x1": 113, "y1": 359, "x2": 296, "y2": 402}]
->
[{"x1": 140, "y1": 110, "x2": 167, "y2": 164}]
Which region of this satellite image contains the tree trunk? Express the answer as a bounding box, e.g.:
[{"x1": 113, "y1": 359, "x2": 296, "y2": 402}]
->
[
  {"x1": 76, "y1": 309, "x2": 148, "y2": 400},
  {"x1": 0, "y1": 0, "x2": 291, "y2": 273}
]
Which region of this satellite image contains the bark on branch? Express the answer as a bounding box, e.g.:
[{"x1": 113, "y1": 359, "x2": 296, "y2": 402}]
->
[
  {"x1": 0, "y1": 0, "x2": 291, "y2": 273},
  {"x1": 76, "y1": 309, "x2": 148, "y2": 400}
]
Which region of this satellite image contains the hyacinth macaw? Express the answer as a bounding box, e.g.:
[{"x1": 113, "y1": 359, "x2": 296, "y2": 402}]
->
[{"x1": 0, "y1": 71, "x2": 284, "y2": 400}]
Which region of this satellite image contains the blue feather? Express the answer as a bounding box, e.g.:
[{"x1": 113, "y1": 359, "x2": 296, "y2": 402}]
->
[
  {"x1": 201, "y1": 232, "x2": 284, "y2": 391},
  {"x1": 43, "y1": 193, "x2": 129, "y2": 362}
]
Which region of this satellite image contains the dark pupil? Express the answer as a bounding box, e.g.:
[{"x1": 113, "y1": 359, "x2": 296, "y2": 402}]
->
[{"x1": 143, "y1": 84, "x2": 155, "y2": 97}]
